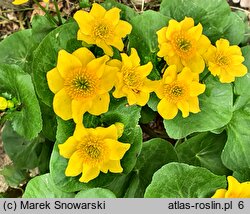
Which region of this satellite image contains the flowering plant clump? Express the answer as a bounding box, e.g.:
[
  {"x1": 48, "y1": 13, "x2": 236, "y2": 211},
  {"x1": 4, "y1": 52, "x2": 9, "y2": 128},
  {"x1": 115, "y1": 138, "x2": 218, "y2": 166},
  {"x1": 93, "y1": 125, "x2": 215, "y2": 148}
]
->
[{"x1": 1, "y1": 0, "x2": 250, "y2": 198}]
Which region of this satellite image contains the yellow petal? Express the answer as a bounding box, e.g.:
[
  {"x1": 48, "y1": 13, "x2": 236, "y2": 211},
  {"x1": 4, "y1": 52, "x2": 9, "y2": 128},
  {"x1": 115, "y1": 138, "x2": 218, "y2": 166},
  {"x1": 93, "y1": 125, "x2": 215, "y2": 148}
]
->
[
  {"x1": 58, "y1": 136, "x2": 78, "y2": 158},
  {"x1": 98, "y1": 66, "x2": 117, "y2": 93},
  {"x1": 74, "y1": 123, "x2": 88, "y2": 141},
  {"x1": 105, "y1": 139, "x2": 130, "y2": 160},
  {"x1": 65, "y1": 151, "x2": 83, "y2": 176},
  {"x1": 129, "y1": 48, "x2": 141, "y2": 67},
  {"x1": 142, "y1": 79, "x2": 160, "y2": 92},
  {"x1": 156, "y1": 27, "x2": 168, "y2": 44},
  {"x1": 188, "y1": 97, "x2": 201, "y2": 113},
  {"x1": 218, "y1": 70, "x2": 235, "y2": 83},
  {"x1": 187, "y1": 23, "x2": 202, "y2": 41},
  {"x1": 184, "y1": 53, "x2": 205, "y2": 73},
  {"x1": 157, "y1": 98, "x2": 178, "y2": 120},
  {"x1": 126, "y1": 90, "x2": 137, "y2": 105},
  {"x1": 208, "y1": 63, "x2": 221, "y2": 76},
  {"x1": 230, "y1": 55, "x2": 244, "y2": 65},
  {"x1": 136, "y1": 62, "x2": 153, "y2": 78},
  {"x1": 114, "y1": 20, "x2": 132, "y2": 38},
  {"x1": 87, "y1": 93, "x2": 110, "y2": 115},
  {"x1": 77, "y1": 31, "x2": 95, "y2": 44},
  {"x1": 225, "y1": 176, "x2": 241, "y2": 198},
  {"x1": 239, "y1": 182, "x2": 250, "y2": 197},
  {"x1": 154, "y1": 82, "x2": 165, "y2": 99},
  {"x1": 135, "y1": 91, "x2": 150, "y2": 106},
  {"x1": 79, "y1": 165, "x2": 100, "y2": 183},
  {"x1": 90, "y1": 3, "x2": 106, "y2": 18},
  {"x1": 86, "y1": 55, "x2": 109, "y2": 78},
  {"x1": 104, "y1": 7, "x2": 121, "y2": 26},
  {"x1": 53, "y1": 89, "x2": 72, "y2": 120},
  {"x1": 101, "y1": 160, "x2": 123, "y2": 173},
  {"x1": 166, "y1": 19, "x2": 181, "y2": 40},
  {"x1": 166, "y1": 55, "x2": 183, "y2": 72},
  {"x1": 12, "y1": 0, "x2": 28, "y2": 5},
  {"x1": 113, "y1": 86, "x2": 125, "y2": 98},
  {"x1": 228, "y1": 64, "x2": 247, "y2": 77},
  {"x1": 109, "y1": 36, "x2": 124, "y2": 51},
  {"x1": 180, "y1": 17, "x2": 194, "y2": 30},
  {"x1": 216, "y1": 38, "x2": 230, "y2": 51},
  {"x1": 57, "y1": 50, "x2": 82, "y2": 78},
  {"x1": 198, "y1": 35, "x2": 211, "y2": 55},
  {"x1": 211, "y1": 189, "x2": 227, "y2": 198},
  {"x1": 95, "y1": 125, "x2": 118, "y2": 140},
  {"x1": 121, "y1": 53, "x2": 133, "y2": 68},
  {"x1": 177, "y1": 100, "x2": 189, "y2": 118},
  {"x1": 72, "y1": 47, "x2": 95, "y2": 67},
  {"x1": 107, "y1": 59, "x2": 122, "y2": 69},
  {"x1": 114, "y1": 122, "x2": 124, "y2": 138},
  {"x1": 228, "y1": 45, "x2": 242, "y2": 55},
  {"x1": 177, "y1": 67, "x2": 193, "y2": 84},
  {"x1": 157, "y1": 43, "x2": 173, "y2": 57},
  {"x1": 190, "y1": 82, "x2": 206, "y2": 96},
  {"x1": 0, "y1": 97, "x2": 7, "y2": 110},
  {"x1": 73, "y1": 10, "x2": 94, "y2": 35},
  {"x1": 163, "y1": 65, "x2": 178, "y2": 84},
  {"x1": 71, "y1": 99, "x2": 92, "y2": 124},
  {"x1": 47, "y1": 68, "x2": 64, "y2": 94},
  {"x1": 96, "y1": 39, "x2": 113, "y2": 56}
]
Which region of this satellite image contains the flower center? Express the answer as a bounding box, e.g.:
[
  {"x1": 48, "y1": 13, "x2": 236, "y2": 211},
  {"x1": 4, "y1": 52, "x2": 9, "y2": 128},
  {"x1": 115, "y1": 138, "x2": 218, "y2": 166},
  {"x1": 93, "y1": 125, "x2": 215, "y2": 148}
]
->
[
  {"x1": 172, "y1": 32, "x2": 195, "y2": 58},
  {"x1": 122, "y1": 67, "x2": 143, "y2": 91},
  {"x1": 164, "y1": 81, "x2": 189, "y2": 103},
  {"x1": 64, "y1": 69, "x2": 99, "y2": 100},
  {"x1": 93, "y1": 20, "x2": 114, "y2": 40},
  {"x1": 77, "y1": 135, "x2": 108, "y2": 166},
  {"x1": 215, "y1": 52, "x2": 230, "y2": 67}
]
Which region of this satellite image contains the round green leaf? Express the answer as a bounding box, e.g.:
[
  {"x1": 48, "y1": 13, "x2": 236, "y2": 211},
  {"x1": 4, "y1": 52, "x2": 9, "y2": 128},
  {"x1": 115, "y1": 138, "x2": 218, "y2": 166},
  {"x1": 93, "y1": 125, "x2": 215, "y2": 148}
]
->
[
  {"x1": 75, "y1": 188, "x2": 116, "y2": 198},
  {"x1": 23, "y1": 173, "x2": 75, "y2": 198},
  {"x1": 32, "y1": 22, "x2": 81, "y2": 106},
  {"x1": 176, "y1": 132, "x2": 230, "y2": 175},
  {"x1": 234, "y1": 46, "x2": 250, "y2": 96},
  {"x1": 163, "y1": 76, "x2": 233, "y2": 139},
  {"x1": 159, "y1": 0, "x2": 231, "y2": 42},
  {"x1": 125, "y1": 138, "x2": 178, "y2": 198},
  {"x1": 0, "y1": 29, "x2": 37, "y2": 72},
  {"x1": 144, "y1": 162, "x2": 227, "y2": 198},
  {"x1": 0, "y1": 64, "x2": 42, "y2": 139},
  {"x1": 221, "y1": 96, "x2": 250, "y2": 172}
]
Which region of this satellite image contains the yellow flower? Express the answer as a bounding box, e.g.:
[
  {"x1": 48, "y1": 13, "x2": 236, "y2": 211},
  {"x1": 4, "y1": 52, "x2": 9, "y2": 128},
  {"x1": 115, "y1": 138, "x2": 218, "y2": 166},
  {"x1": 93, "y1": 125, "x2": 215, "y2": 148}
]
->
[
  {"x1": 12, "y1": 0, "x2": 49, "y2": 5},
  {"x1": 58, "y1": 123, "x2": 130, "y2": 183},
  {"x1": 155, "y1": 65, "x2": 205, "y2": 120},
  {"x1": 157, "y1": 17, "x2": 210, "y2": 73},
  {"x1": 205, "y1": 39, "x2": 247, "y2": 83},
  {"x1": 74, "y1": 3, "x2": 132, "y2": 57},
  {"x1": 212, "y1": 176, "x2": 250, "y2": 198},
  {"x1": 110, "y1": 48, "x2": 156, "y2": 106},
  {"x1": 0, "y1": 97, "x2": 8, "y2": 110},
  {"x1": 46, "y1": 47, "x2": 117, "y2": 123}
]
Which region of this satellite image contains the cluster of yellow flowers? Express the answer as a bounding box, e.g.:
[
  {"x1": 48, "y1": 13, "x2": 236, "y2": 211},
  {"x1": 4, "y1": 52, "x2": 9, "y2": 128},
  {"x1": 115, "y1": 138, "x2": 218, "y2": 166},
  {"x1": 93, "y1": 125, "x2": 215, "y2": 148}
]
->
[
  {"x1": 12, "y1": 0, "x2": 49, "y2": 5},
  {"x1": 156, "y1": 17, "x2": 247, "y2": 119},
  {"x1": 0, "y1": 97, "x2": 14, "y2": 111},
  {"x1": 45, "y1": 4, "x2": 247, "y2": 183}
]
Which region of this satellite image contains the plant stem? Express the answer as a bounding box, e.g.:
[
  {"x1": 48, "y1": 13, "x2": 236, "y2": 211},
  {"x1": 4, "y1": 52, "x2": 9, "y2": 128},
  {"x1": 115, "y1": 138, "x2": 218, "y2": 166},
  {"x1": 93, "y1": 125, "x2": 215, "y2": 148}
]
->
[
  {"x1": 53, "y1": 0, "x2": 62, "y2": 25},
  {"x1": 33, "y1": 0, "x2": 58, "y2": 25},
  {"x1": 201, "y1": 71, "x2": 211, "y2": 82}
]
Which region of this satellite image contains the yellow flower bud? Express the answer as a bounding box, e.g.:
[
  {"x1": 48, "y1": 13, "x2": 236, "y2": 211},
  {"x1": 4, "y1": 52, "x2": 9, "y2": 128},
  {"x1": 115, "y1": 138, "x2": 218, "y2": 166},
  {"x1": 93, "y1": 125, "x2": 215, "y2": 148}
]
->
[{"x1": 0, "y1": 97, "x2": 8, "y2": 110}]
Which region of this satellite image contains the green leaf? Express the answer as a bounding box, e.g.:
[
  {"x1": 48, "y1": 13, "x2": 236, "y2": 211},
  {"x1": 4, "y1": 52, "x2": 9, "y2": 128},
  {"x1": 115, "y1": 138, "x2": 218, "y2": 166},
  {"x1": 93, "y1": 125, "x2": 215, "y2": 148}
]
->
[
  {"x1": 129, "y1": 10, "x2": 171, "y2": 80},
  {"x1": 2, "y1": 123, "x2": 50, "y2": 171},
  {"x1": 159, "y1": 0, "x2": 231, "y2": 42},
  {"x1": 0, "y1": 30, "x2": 37, "y2": 73},
  {"x1": 32, "y1": 22, "x2": 81, "y2": 106},
  {"x1": 163, "y1": 76, "x2": 233, "y2": 139},
  {"x1": 125, "y1": 138, "x2": 178, "y2": 198},
  {"x1": 221, "y1": 12, "x2": 245, "y2": 45},
  {"x1": 233, "y1": 170, "x2": 250, "y2": 183},
  {"x1": 50, "y1": 114, "x2": 142, "y2": 192},
  {"x1": 23, "y1": 173, "x2": 75, "y2": 198},
  {"x1": 102, "y1": 0, "x2": 137, "y2": 22},
  {"x1": 221, "y1": 96, "x2": 250, "y2": 172},
  {"x1": 0, "y1": 165, "x2": 28, "y2": 188},
  {"x1": 75, "y1": 188, "x2": 116, "y2": 198},
  {"x1": 176, "y1": 132, "x2": 230, "y2": 175},
  {"x1": 31, "y1": 15, "x2": 57, "y2": 43},
  {"x1": 139, "y1": 105, "x2": 157, "y2": 124},
  {"x1": 0, "y1": 64, "x2": 42, "y2": 139},
  {"x1": 234, "y1": 46, "x2": 250, "y2": 96},
  {"x1": 144, "y1": 162, "x2": 227, "y2": 198}
]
